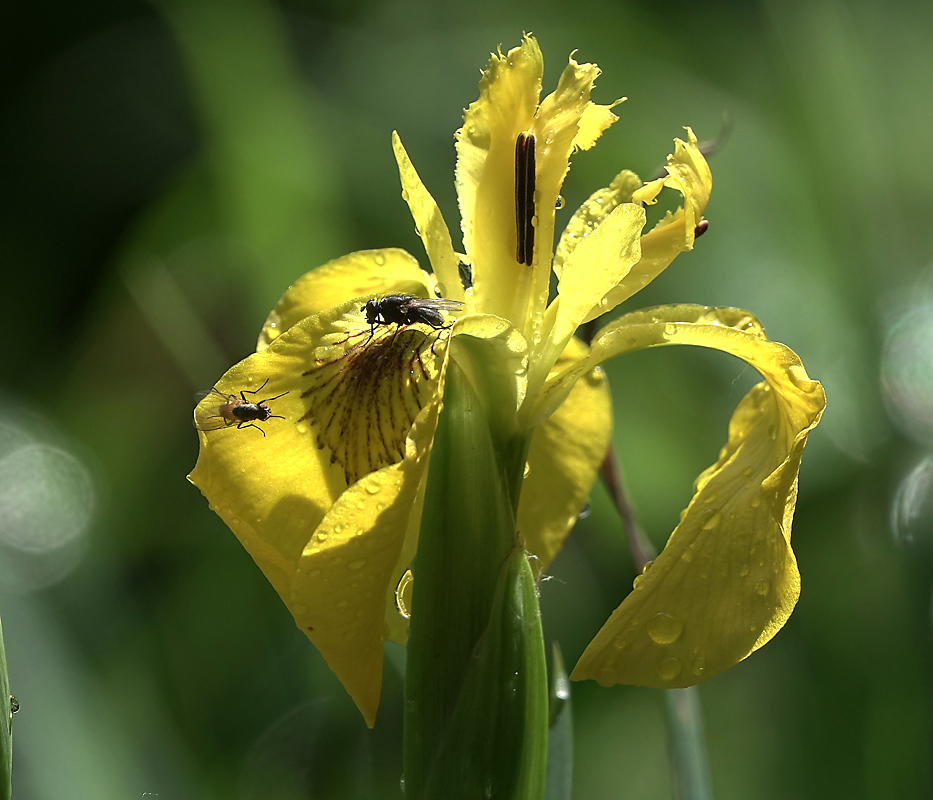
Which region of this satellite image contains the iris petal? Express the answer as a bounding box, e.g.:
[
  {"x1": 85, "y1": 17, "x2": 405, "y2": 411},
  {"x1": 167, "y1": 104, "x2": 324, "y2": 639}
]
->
[
  {"x1": 579, "y1": 129, "x2": 712, "y2": 324},
  {"x1": 258, "y1": 248, "x2": 431, "y2": 349},
  {"x1": 190, "y1": 300, "x2": 449, "y2": 726},
  {"x1": 392, "y1": 132, "x2": 465, "y2": 302},
  {"x1": 456, "y1": 36, "x2": 542, "y2": 323},
  {"x1": 530, "y1": 304, "x2": 824, "y2": 687},
  {"x1": 518, "y1": 338, "x2": 611, "y2": 577}
]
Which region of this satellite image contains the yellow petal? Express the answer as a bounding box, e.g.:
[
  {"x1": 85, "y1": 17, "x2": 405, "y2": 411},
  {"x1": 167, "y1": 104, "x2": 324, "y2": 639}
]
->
[
  {"x1": 455, "y1": 36, "x2": 542, "y2": 323},
  {"x1": 289, "y1": 394, "x2": 440, "y2": 726},
  {"x1": 572, "y1": 99, "x2": 623, "y2": 152},
  {"x1": 526, "y1": 56, "x2": 621, "y2": 330},
  {"x1": 518, "y1": 337, "x2": 611, "y2": 577},
  {"x1": 189, "y1": 298, "x2": 448, "y2": 725},
  {"x1": 531, "y1": 305, "x2": 824, "y2": 688},
  {"x1": 531, "y1": 203, "x2": 645, "y2": 393},
  {"x1": 257, "y1": 248, "x2": 431, "y2": 349},
  {"x1": 580, "y1": 129, "x2": 712, "y2": 323},
  {"x1": 553, "y1": 169, "x2": 643, "y2": 276},
  {"x1": 392, "y1": 132, "x2": 465, "y2": 303},
  {"x1": 299, "y1": 300, "x2": 449, "y2": 486}
]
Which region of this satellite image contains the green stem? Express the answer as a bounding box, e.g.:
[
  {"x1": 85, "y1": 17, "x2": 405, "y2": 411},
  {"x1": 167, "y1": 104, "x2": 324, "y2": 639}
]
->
[
  {"x1": 0, "y1": 615, "x2": 12, "y2": 800},
  {"x1": 403, "y1": 359, "x2": 548, "y2": 799}
]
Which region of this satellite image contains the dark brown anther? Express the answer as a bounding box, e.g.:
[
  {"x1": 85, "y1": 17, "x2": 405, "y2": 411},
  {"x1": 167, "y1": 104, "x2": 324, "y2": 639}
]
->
[
  {"x1": 514, "y1": 132, "x2": 536, "y2": 266},
  {"x1": 694, "y1": 220, "x2": 709, "y2": 238}
]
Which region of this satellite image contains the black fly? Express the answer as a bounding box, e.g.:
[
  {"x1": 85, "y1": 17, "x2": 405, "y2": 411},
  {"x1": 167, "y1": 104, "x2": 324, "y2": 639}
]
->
[
  {"x1": 361, "y1": 295, "x2": 463, "y2": 335},
  {"x1": 194, "y1": 379, "x2": 287, "y2": 437}
]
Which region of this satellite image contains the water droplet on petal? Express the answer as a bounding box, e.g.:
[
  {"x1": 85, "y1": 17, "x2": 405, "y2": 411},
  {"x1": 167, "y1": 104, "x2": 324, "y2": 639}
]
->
[
  {"x1": 647, "y1": 612, "x2": 684, "y2": 644},
  {"x1": 701, "y1": 509, "x2": 722, "y2": 530},
  {"x1": 750, "y1": 495, "x2": 762, "y2": 508},
  {"x1": 755, "y1": 578, "x2": 771, "y2": 595},
  {"x1": 316, "y1": 531, "x2": 329, "y2": 542},
  {"x1": 596, "y1": 667, "x2": 616, "y2": 687},
  {"x1": 347, "y1": 558, "x2": 366, "y2": 571},
  {"x1": 739, "y1": 564, "x2": 750, "y2": 577},
  {"x1": 691, "y1": 657, "x2": 707, "y2": 677},
  {"x1": 523, "y1": 461, "x2": 531, "y2": 478},
  {"x1": 657, "y1": 657, "x2": 683, "y2": 682},
  {"x1": 555, "y1": 195, "x2": 565, "y2": 209},
  {"x1": 374, "y1": 253, "x2": 386, "y2": 265},
  {"x1": 664, "y1": 323, "x2": 677, "y2": 337},
  {"x1": 395, "y1": 569, "x2": 413, "y2": 619},
  {"x1": 641, "y1": 560, "x2": 654, "y2": 574}
]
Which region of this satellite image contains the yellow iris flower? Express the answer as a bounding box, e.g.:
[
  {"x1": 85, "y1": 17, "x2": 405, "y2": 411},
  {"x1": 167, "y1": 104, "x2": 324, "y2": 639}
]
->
[{"x1": 189, "y1": 36, "x2": 824, "y2": 727}]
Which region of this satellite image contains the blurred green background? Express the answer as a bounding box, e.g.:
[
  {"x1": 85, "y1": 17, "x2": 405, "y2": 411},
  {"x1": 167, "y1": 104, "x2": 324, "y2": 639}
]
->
[{"x1": 2, "y1": 0, "x2": 932, "y2": 797}]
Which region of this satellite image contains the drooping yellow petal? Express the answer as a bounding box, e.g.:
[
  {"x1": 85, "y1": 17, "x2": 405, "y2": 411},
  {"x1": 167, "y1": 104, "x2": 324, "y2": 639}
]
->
[
  {"x1": 392, "y1": 132, "x2": 465, "y2": 303},
  {"x1": 456, "y1": 36, "x2": 542, "y2": 323},
  {"x1": 530, "y1": 305, "x2": 824, "y2": 687},
  {"x1": 518, "y1": 337, "x2": 611, "y2": 577},
  {"x1": 289, "y1": 394, "x2": 441, "y2": 727},
  {"x1": 579, "y1": 129, "x2": 712, "y2": 324},
  {"x1": 257, "y1": 248, "x2": 431, "y2": 349},
  {"x1": 190, "y1": 298, "x2": 449, "y2": 725}
]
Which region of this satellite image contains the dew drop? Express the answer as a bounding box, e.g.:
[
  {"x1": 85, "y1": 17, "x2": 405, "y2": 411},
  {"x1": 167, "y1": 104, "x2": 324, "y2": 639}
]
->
[
  {"x1": 701, "y1": 509, "x2": 722, "y2": 530},
  {"x1": 750, "y1": 495, "x2": 761, "y2": 508},
  {"x1": 691, "y1": 657, "x2": 707, "y2": 677},
  {"x1": 739, "y1": 564, "x2": 750, "y2": 577},
  {"x1": 768, "y1": 423, "x2": 778, "y2": 440},
  {"x1": 316, "y1": 531, "x2": 329, "y2": 543},
  {"x1": 755, "y1": 578, "x2": 771, "y2": 595},
  {"x1": 647, "y1": 612, "x2": 684, "y2": 644},
  {"x1": 395, "y1": 569, "x2": 413, "y2": 619},
  {"x1": 596, "y1": 667, "x2": 616, "y2": 687},
  {"x1": 523, "y1": 461, "x2": 531, "y2": 478},
  {"x1": 664, "y1": 322, "x2": 677, "y2": 337},
  {"x1": 555, "y1": 195, "x2": 565, "y2": 209},
  {"x1": 633, "y1": 574, "x2": 646, "y2": 590},
  {"x1": 742, "y1": 467, "x2": 754, "y2": 477},
  {"x1": 373, "y1": 253, "x2": 386, "y2": 265},
  {"x1": 364, "y1": 477, "x2": 381, "y2": 495},
  {"x1": 612, "y1": 636, "x2": 625, "y2": 650},
  {"x1": 347, "y1": 558, "x2": 366, "y2": 571},
  {"x1": 641, "y1": 559, "x2": 654, "y2": 574},
  {"x1": 680, "y1": 546, "x2": 693, "y2": 562},
  {"x1": 657, "y1": 657, "x2": 683, "y2": 682}
]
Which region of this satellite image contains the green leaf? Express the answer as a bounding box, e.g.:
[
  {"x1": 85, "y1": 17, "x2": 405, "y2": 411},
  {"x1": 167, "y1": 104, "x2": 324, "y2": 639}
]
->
[{"x1": 404, "y1": 360, "x2": 547, "y2": 799}]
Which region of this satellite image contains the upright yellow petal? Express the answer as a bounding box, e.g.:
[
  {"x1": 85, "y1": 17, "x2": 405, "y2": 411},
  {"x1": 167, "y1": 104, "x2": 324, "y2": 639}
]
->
[
  {"x1": 530, "y1": 305, "x2": 824, "y2": 687},
  {"x1": 392, "y1": 132, "x2": 465, "y2": 302},
  {"x1": 456, "y1": 36, "x2": 542, "y2": 323},
  {"x1": 580, "y1": 129, "x2": 712, "y2": 323}
]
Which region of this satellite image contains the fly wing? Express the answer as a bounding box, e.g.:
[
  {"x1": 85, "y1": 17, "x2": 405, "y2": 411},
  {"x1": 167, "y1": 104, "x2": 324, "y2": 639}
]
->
[
  {"x1": 193, "y1": 388, "x2": 232, "y2": 431},
  {"x1": 405, "y1": 298, "x2": 465, "y2": 311}
]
